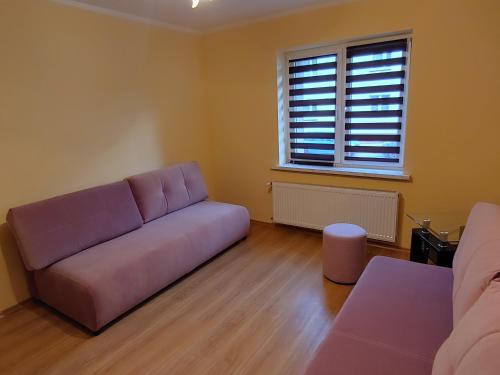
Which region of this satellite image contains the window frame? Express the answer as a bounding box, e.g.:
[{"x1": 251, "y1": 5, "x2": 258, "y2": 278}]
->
[
  {"x1": 280, "y1": 33, "x2": 412, "y2": 173},
  {"x1": 284, "y1": 45, "x2": 342, "y2": 168}
]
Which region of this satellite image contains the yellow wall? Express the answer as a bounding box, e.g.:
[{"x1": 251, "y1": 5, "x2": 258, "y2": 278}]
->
[
  {"x1": 0, "y1": 0, "x2": 212, "y2": 311},
  {"x1": 203, "y1": 0, "x2": 500, "y2": 247}
]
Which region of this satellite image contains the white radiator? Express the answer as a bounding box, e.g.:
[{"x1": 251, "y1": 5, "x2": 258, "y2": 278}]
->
[{"x1": 272, "y1": 182, "x2": 399, "y2": 242}]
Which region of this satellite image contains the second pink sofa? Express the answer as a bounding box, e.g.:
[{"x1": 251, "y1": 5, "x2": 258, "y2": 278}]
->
[
  {"x1": 306, "y1": 202, "x2": 500, "y2": 374},
  {"x1": 7, "y1": 162, "x2": 250, "y2": 332}
]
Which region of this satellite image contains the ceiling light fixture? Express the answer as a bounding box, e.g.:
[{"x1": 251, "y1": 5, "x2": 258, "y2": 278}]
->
[{"x1": 192, "y1": 0, "x2": 212, "y2": 9}]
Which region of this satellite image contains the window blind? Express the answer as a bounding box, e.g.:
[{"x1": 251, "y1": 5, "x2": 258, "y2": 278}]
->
[
  {"x1": 288, "y1": 53, "x2": 337, "y2": 167},
  {"x1": 344, "y1": 39, "x2": 408, "y2": 164}
]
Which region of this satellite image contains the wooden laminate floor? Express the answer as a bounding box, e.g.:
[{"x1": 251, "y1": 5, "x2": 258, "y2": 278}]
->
[{"x1": 0, "y1": 222, "x2": 407, "y2": 375}]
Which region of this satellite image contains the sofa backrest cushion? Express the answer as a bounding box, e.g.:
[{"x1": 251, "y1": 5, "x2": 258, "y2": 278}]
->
[
  {"x1": 126, "y1": 162, "x2": 208, "y2": 223},
  {"x1": 432, "y1": 278, "x2": 500, "y2": 375},
  {"x1": 7, "y1": 181, "x2": 143, "y2": 271},
  {"x1": 452, "y1": 202, "x2": 500, "y2": 326}
]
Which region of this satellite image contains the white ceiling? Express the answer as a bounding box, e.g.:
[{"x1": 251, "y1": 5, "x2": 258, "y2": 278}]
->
[{"x1": 56, "y1": 0, "x2": 352, "y2": 33}]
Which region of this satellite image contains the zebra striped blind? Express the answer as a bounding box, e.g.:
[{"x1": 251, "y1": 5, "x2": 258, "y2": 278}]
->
[
  {"x1": 344, "y1": 39, "x2": 408, "y2": 164},
  {"x1": 284, "y1": 36, "x2": 410, "y2": 170},
  {"x1": 288, "y1": 53, "x2": 337, "y2": 167}
]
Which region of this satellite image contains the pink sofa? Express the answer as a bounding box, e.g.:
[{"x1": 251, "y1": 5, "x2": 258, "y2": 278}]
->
[
  {"x1": 7, "y1": 162, "x2": 250, "y2": 332},
  {"x1": 306, "y1": 202, "x2": 500, "y2": 375}
]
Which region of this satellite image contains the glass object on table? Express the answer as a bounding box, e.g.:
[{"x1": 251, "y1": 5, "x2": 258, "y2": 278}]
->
[{"x1": 406, "y1": 212, "x2": 468, "y2": 245}]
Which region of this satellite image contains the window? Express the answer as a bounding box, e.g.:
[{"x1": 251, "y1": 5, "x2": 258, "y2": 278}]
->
[{"x1": 280, "y1": 35, "x2": 411, "y2": 174}]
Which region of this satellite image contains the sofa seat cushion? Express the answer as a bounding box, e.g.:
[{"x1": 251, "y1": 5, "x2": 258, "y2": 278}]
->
[
  {"x1": 34, "y1": 201, "x2": 250, "y2": 331},
  {"x1": 306, "y1": 256, "x2": 453, "y2": 375}
]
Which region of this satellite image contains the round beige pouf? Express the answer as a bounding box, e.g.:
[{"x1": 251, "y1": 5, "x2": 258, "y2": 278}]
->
[{"x1": 322, "y1": 223, "x2": 367, "y2": 284}]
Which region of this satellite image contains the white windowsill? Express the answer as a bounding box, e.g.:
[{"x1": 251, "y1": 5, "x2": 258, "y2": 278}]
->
[{"x1": 272, "y1": 164, "x2": 411, "y2": 181}]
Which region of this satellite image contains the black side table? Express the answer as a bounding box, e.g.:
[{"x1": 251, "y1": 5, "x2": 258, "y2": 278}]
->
[
  {"x1": 407, "y1": 212, "x2": 466, "y2": 268},
  {"x1": 410, "y1": 228, "x2": 457, "y2": 268}
]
